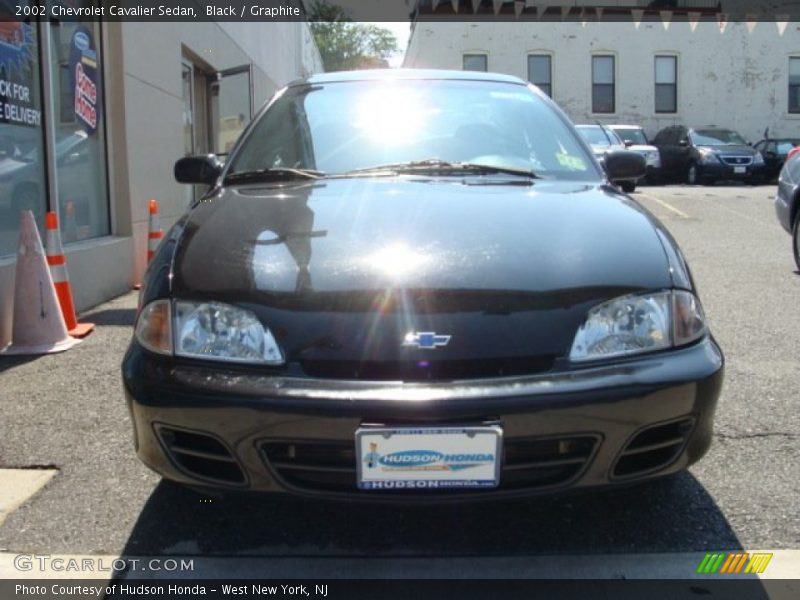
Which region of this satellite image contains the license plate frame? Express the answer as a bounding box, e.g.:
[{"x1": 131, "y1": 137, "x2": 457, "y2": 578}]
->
[{"x1": 355, "y1": 425, "x2": 502, "y2": 491}]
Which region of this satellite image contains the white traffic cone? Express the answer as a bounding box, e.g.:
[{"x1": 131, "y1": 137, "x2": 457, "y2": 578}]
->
[{"x1": 0, "y1": 211, "x2": 81, "y2": 355}]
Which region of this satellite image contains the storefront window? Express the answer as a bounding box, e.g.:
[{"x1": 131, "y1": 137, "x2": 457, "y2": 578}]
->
[
  {"x1": 0, "y1": 11, "x2": 45, "y2": 257},
  {"x1": 210, "y1": 67, "x2": 252, "y2": 155},
  {"x1": 47, "y1": 13, "x2": 108, "y2": 242}
]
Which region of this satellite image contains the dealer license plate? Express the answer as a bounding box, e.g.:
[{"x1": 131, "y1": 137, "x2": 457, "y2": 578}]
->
[
  {"x1": 355, "y1": 426, "x2": 502, "y2": 490},
  {"x1": 734, "y1": 166, "x2": 746, "y2": 174}
]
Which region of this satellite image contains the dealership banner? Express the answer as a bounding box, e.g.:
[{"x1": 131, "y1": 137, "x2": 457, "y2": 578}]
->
[{"x1": 10, "y1": 1, "x2": 800, "y2": 22}]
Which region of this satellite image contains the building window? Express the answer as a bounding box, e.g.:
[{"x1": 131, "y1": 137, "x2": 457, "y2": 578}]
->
[
  {"x1": 47, "y1": 18, "x2": 109, "y2": 243},
  {"x1": 655, "y1": 55, "x2": 677, "y2": 113},
  {"x1": 463, "y1": 54, "x2": 487, "y2": 72},
  {"x1": 528, "y1": 55, "x2": 552, "y2": 97},
  {"x1": 592, "y1": 55, "x2": 615, "y2": 113},
  {"x1": 0, "y1": 18, "x2": 45, "y2": 257},
  {"x1": 790, "y1": 58, "x2": 800, "y2": 113}
]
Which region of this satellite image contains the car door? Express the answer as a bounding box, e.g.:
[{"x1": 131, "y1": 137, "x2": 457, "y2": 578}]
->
[
  {"x1": 673, "y1": 127, "x2": 694, "y2": 175},
  {"x1": 657, "y1": 127, "x2": 681, "y2": 178}
]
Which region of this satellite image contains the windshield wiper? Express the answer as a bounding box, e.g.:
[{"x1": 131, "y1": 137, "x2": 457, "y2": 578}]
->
[
  {"x1": 342, "y1": 159, "x2": 538, "y2": 179},
  {"x1": 224, "y1": 167, "x2": 325, "y2": 184}
]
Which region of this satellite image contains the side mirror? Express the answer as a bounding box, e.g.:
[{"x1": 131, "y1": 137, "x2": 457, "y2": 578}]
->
[
  {"x1": 174, "y1": 154, "x2": 223, "y2": 186},
  {"x1": 624, "y1": 140, "x2": 634, "y2": 148},
  {"x1": 604, "y1": 150, "x2": 646, "y2": 181},
  {"x1": 679, "y1": 139, "x2": 689, "y2": 147}
]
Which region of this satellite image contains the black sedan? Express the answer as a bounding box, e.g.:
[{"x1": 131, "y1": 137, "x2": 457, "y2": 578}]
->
[
  {"x1": 775, "y1": 150, "x2": 800, "y2": 270},
  {"x1": 123, "y1": 70, "x2": 723, "y2": 500}
]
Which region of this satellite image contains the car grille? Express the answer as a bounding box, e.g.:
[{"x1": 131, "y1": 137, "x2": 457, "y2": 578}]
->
[
  {"x1": 611, "y1": 417, "x2": 695, "y2": 479},
  {"x1": 260, "y1": 434, "x2": 599, "y2": 495},
  {"x1": 720, "y1": 155, "x2": 753, "y2": 166},
  {"x1": 156, "y1": 425, "x2": 247, "y2": 486},
  {"x1": 298, "y1": 356, "x2": 555, "y2": 381}
]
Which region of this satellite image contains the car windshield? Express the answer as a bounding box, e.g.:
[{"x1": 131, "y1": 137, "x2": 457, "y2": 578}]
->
[
  {"x1": 612, "y1": 127, "x2": 648, "y2": 146},
  {"x1": 228, "y1": 79, "x2": 599, "y2": 181},
  {"x1": 576, "y1": 126, "x2": 619, "y2": 148},
  {"x1": 691, "y1": 129, "x2": 748, "y2": 146}
]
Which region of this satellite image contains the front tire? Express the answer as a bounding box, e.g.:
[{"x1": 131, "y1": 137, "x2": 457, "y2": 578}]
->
[
  {"x1": 792, "y1": 210, "x2": 800, "y2": 271},
  {"x1": 687, "y1": 163, "x2": 700, "y2": 185}
]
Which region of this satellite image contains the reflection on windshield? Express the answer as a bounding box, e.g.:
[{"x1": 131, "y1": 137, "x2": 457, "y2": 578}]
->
[
  {"x1": 691, "y1": 129, "x2": 747, "y2": 146},
  {"x1": 229, "y1": 80, "x2": 599, "y2": 182}
]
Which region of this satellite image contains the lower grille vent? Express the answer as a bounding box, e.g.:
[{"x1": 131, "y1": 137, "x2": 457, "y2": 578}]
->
[
  {"x1": 612, "y1": 418, "x2": 695, "y2": 479},
  {"x1": 157, "y1": 426, "x2": 246, "y2": 485}
]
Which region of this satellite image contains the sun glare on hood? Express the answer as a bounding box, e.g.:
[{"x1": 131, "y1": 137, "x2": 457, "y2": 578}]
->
[{"x1": 364, "y1": 243, "x2": 430, "y2": 278}]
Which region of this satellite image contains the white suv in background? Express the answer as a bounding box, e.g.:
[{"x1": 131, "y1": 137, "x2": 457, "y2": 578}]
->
[{"x1": 608, "y1": 125, "x2": 662, "y2": 184}]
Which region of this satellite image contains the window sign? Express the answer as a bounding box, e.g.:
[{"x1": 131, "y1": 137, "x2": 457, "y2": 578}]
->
[
  {"x1": 68, "y1": 26, "x2": 101, "y2": 135},
  {"x1": 0, "y1": 14, "x2": 45, "y2": 257},
  {"x1": 0, "y1": 21, "x2": 41, "y2": 128}
]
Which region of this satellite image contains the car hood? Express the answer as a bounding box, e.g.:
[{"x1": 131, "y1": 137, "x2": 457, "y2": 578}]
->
[
  {"x1": 628, "y1": 144, "x2": 658, "y2": 153},
  {"x1": 697, "y1": 144, "x2": 756, "y2": 155},
  {"x1": 170, "y1": 177, "x2": 674, "y2": 373}
]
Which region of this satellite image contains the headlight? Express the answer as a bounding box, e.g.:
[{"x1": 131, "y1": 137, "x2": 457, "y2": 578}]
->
[
  {"x1": 569, "y1": 290, "x2": 706, "y2": 362},
  {"x1": 753, "y1": 152, "x2": 764, "y2": 165},
  {"x1": 698, "y1": 149, "x2": 719, "y2": 164},
  {"x1": 175, "y1": 301, "x2": 284, "y2": 364},
  {"x1": 646, "y1": 151, "x2": 661, "y2": 168}
]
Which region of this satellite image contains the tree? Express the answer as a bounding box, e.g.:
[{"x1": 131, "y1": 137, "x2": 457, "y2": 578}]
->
[{"x1": 308, "y1": 1, "x2": 400, "y2": 71}]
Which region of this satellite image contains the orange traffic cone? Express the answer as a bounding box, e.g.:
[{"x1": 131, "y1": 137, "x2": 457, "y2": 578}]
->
[
  {"x1": 0, "y1": 211, "x2": 81, "y2": 355},
  {"x1": 45, "y1": 211, "x2": 95, "y2": 338},
  {"x1": 147, "y1": 199, "x2": 163, "y2": 263}
]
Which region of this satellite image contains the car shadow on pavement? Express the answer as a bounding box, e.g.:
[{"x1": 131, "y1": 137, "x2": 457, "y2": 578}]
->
[
  {"x1": 82, "y1": 307, "x2": 136, "y2": 327},
  {"x1": 121, "y1": 471, "x2": 741, "y2": 557}
]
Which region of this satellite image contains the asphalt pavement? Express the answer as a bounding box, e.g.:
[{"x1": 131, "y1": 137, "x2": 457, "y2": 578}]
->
[{"x1": 0, "y1": 183, "x2": 797, "y2": 577}]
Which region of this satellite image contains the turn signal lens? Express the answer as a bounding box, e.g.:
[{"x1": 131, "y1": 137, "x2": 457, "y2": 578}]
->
[
  {"x1": 135, "y1": 299, "x2": 173, "y2": 355},
  {"x1": 672, "y1": 290, "x2": 707, "y2": 346}
]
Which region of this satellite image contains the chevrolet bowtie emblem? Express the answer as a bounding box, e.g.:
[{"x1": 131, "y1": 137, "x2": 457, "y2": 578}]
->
[{"x1": 403, "y1": 331, "x2": 451, "y2": 349}]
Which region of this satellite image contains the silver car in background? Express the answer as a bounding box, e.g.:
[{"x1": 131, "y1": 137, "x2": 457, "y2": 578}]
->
[{"x1": 608, "y1": 124, "x2": 662, "y2": 184}]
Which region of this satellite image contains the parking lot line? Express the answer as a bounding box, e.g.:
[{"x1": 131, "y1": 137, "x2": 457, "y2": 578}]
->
[
  {"x1": 0, "y1": 469, "x2": 58, "y2": 527},
  {"x1": 637, "y1": 192, "x2": 690, "y2": 219}
]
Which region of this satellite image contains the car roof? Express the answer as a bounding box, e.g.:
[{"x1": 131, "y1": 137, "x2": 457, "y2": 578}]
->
[
  {"x1": 607, "y1": 125, "x2": 643, "y2": 129},
  {"x1": 292, "y1": 69, "x2": 527, "y2": 87}
]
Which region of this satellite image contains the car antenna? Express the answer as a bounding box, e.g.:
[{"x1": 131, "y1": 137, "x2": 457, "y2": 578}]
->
[{"x1": 596, "y1": 120, "x2": 614, "y2": 146}]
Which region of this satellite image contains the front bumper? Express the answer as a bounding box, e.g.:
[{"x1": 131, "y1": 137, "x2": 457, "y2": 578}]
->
[
  {"x1": 122, "y1": 337, "x2": 724, "y2": 501},
  {"x1": 699, "y1": 162, "x2": 763, "y2": 180}
]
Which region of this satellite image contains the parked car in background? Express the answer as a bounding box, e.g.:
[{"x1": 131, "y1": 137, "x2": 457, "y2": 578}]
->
[
  {"x1": 607, "y1": 124, "x2": 661, "y2": 184},
  {"x1": 575, "y1": 124, "x2": 638, "y2": 192},
  {"x1": 753, "y1": 134, "x2": 800, "y2": 182},
  {"x1": 123, "y1": 70, "x2": 723, "y2": 501},
  {"x1": 774, "y1": 150, "x2": 800, "y2": 269},
  {"x1": 652, "y1": 126, "x2": 764, "y2": 185}
]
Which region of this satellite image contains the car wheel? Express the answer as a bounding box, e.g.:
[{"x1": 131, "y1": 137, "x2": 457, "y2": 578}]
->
[
  {"x1": 619, "y1": 181, "x2": 636, "y2": 193},
  {"x1": 687, "y1": 163, "x2": 700, "y2": 185},
  {"x1": 793, "y1": 210, "x2": 800, "y2": 271},
  {"x1": 11, "y1": 184, "x2": 42, "y2": 223}
]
